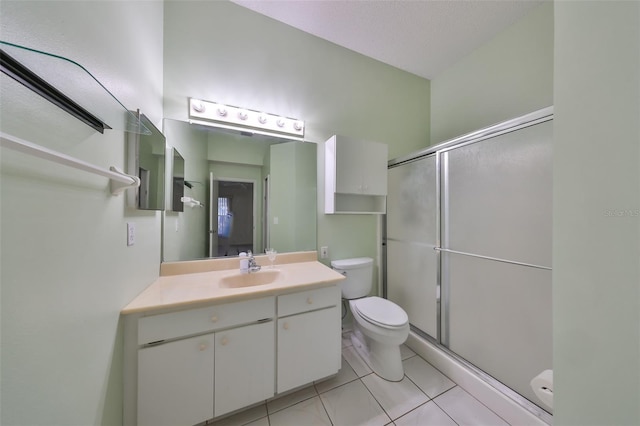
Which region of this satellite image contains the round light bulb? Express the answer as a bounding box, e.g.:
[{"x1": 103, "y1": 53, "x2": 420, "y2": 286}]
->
[{"x1": 192, "y1": 101, "x2": 205, "y2": 113}]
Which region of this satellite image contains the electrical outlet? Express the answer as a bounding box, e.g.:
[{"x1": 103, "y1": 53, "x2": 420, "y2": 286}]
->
[
  {"x1": 320, "y1": 246, "x2": 329, "y2": 259},
  {"x1": 127, "y1": 222, "x2": 135, "y2": 246}
]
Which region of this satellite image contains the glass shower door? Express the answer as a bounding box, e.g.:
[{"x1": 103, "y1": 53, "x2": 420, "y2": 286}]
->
[
  {"x1": 387, "y1": 154, "x2": 439, "y2": 339},
  {"x1": 440, "y1": 120, "x2": 553, "y2": 409}
]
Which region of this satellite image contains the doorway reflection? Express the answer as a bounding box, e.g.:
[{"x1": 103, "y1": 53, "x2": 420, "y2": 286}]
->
[{"x1": 210, "y1": 179, "x2": 255, "y2": 257}]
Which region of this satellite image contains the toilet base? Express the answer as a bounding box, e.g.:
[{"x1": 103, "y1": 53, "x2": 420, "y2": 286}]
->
[{"x1": 351, "y1": 326, "x2": 404, "y2": 382}]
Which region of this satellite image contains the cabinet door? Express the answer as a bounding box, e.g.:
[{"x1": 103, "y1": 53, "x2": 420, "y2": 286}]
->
[
  {"x1": 335, "y1": 137, "x2": 364, "y2": 194},
  {"x1": 277, "y1": 306, "x2": 341, "y2": 393},
  {"x1": 214, "y1": 321, "x2": 275, "y2": 417},
  {"x1": 360, "y1": 141, "x2": 388, "y2": 195},
  {"x1": 138, "y1": 334, "x2": 214, "y2": 426}
]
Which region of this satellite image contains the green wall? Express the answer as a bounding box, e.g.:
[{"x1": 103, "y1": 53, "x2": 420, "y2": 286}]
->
[
  {"x1": 0, "y1": 2, "x2": 164, "y2": 425},
  {"x1": 430, "y1": 2, "x2": 553, "y2": 144},
  {"x1": 553, "y1": 1, "x2": 640, "y2": 423},
  {"x1": 269, "y1": 142, "x2": 317, "y2": 253},
  {"x1": 163, "y1": 1, "x2": 430, "y2": 276},
  {"x1": 163, "y1": 120, "x2": 209, "y2": 261}
]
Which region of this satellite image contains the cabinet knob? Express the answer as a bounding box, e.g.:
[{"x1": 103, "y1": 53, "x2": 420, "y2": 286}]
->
[
  {"x1": 283, "y1": 322, "x2": 289, "y2": 330},
  {"x1": 221, "y1": 336, "x2": 229, "y2": 346},
  {"x1": 306, "y1": 297, "x2": 313, "y2": 305},
  {"x1": 199, "y1": 343, "x2": 208, "y2": 351},
  {"x1": 211, "y1": 315, "x2": 218, "y2": 323}
]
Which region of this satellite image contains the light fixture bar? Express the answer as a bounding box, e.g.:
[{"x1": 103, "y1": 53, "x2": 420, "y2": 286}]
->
[{"x1": 188, "y1": 98, "x2": 304, "y2": 140}]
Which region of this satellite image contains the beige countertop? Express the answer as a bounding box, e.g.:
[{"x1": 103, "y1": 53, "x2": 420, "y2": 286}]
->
[{"x1": 122, "y1": 253, "x2": 344, "y2": 315}]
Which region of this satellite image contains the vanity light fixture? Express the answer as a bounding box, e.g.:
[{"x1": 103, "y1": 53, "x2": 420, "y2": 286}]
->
[{"x1": 188, "y1": 98, "x2": 305, "y2": 141}]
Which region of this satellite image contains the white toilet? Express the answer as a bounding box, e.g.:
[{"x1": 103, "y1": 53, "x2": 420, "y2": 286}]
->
[{"x1": 331, "y1": 257, "x2": 409, "y2": 381}]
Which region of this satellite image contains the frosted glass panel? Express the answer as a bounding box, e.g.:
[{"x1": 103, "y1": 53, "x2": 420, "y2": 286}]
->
[
  {"x1": 387, "y1": 240, "x2": 437, "y2": 337},
  {"x1": 444, "y1": 121, "x2": 552, "y2": 267},
  {"x1": 387, "y1": 155, "x2": 438, "y2": 338},
  {"x1": 446, "y1": 253, "x2": 552, "y2": 411},
  {"x1": 387, "y1": 155, "x2": 437, "y2": 242}
]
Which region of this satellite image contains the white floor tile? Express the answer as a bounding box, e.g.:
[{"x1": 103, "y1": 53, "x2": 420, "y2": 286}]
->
[
  {"x1": 400, "y1": 344, "x2": 416, "y2": 360},
  {"x1": 361, "y1": 374, "x2": 429, "y2": 420},
  {"x1": 320, "y1": 380, "x2": 391, "y2": 426},
  {"x1": 269, "y1": 396, "x2": 331, "y2": 426},
  {"x1": 394, "y1": 401, "x2": 457, "y2": 426},
  {"x1": 343, "y1": 344, "x2": 373, "y2": 377},
  {"x1": 315, "y1": 355, "x2": 358, "y2": 394},
  {"x1": 342, "y1": 330, "x2": 354, "y2": 348},
  {"x1": 434, "y1": 386, "x2": 509, "y2": 426},
  {"x1": 267, "y1": 385, "x2": 318, "y2": 414},
  {"x1": 403, "y1": 355, "x2": 455, "y2": 398}
]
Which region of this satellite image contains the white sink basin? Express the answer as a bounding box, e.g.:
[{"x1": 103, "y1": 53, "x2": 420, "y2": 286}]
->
[{"x1": 220, "y1": 269, "x2": 283, "y2": 288}]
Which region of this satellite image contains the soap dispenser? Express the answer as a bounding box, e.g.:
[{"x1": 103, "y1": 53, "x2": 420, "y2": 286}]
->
[{"x1": 239, "y1": 252, "x2": 249, "y2": 274}]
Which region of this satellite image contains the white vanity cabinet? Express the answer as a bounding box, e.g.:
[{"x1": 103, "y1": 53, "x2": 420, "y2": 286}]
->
[
  {"x1": 277, "y1": 286, "x2": 342, "y2": 393},
  {"x1": 134, "y1": 297, "x2": 275, "y2": 426},
  {"x1": 124, "y1": 282, "x2": 342, "y2": 426},
  {"x1": 325, "y1": 134, "x2": 388, "y2": 214}
]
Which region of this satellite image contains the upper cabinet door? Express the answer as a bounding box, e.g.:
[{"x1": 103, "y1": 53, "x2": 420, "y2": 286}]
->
[
  {"x1": 325, "y1": 135, "x2": 388, "y2": 214},
  {"x1": 335, "y1": 136, "x2": 387, "y2": 195}
]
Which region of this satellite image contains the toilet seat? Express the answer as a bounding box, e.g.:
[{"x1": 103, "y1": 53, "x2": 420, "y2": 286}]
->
[{"x1": 352, "y1": 297, "x2": 408, "y2": 330}]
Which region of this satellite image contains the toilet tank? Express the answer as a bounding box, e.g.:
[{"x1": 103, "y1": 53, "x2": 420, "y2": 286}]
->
[{"x1": 331, "y1": 257, "x2": 374, "y2": 299}]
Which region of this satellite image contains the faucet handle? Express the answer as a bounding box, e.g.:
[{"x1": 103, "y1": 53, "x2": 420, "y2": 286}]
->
[{"x1": 247, "y1": 250, "x2": 253, "y2": 258}]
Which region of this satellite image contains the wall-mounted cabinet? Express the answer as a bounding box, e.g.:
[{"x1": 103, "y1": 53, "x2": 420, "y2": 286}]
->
[{"x1": 325, "y1": 135, "x2": 388, "y2": 214}]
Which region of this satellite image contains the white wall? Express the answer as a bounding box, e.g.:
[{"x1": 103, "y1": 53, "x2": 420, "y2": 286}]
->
[
  {"x1": 553, "y1": 1, "x2": 640, "y2": 423},
  {"x1": 0, "y1": 2, "x2": 163, "y2": 424}
]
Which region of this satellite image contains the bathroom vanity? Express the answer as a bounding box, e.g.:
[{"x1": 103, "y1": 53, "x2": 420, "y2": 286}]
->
[{"x1": 121, "y1": 252, "x2": 344, "y2": 426}]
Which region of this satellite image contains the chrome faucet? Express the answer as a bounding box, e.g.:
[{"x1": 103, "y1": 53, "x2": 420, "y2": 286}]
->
[{"x1": 247, "y1": 251, "x2": 261, "y2": 273}]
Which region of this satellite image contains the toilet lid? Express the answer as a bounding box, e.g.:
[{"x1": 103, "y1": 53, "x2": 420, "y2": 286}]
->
[{"x1": 353, "y1": 297, "x2": 408, "y2": 328}]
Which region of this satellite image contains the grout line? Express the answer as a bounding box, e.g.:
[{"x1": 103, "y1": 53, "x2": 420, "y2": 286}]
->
[
  {"x1": 430, "y1": 387, "x2": 462, "y2": 426},
  {"x1": 358, "y1": 376, "x2": 393, "y2": 423},
  {"x1": 316, "y1": 391, "x2": 335, "y2": 426}
]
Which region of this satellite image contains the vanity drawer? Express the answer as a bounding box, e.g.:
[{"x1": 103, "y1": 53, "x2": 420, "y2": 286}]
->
[
  {"x1": 138, "y1": 296, "x2": 275, "y2": 345},
  {"x1": 278, "y1": 286, "x2": 340, "y2": 317}
]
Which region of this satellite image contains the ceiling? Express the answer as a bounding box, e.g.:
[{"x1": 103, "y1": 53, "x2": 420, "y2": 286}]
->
[{"x1": 230, "y1": 0, "x2": 546, "y2": 80}]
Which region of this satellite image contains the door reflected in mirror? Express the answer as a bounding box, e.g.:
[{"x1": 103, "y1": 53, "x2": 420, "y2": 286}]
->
[
  {"x1": 171, "y1": 148, "x2": 185, "y2": 212},
  {"x1": 162, "y1": 119, "x2": 317, "y2": 262}
]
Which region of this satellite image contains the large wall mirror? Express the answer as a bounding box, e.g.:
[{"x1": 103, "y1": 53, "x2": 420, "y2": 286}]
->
[{"x1": 162, "y1": 118, "x2": 317, "y2": 262}]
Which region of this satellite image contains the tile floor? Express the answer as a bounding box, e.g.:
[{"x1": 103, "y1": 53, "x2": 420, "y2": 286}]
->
[{"x1": 211, "y1": 331, "x2": 510, "y2": 426}]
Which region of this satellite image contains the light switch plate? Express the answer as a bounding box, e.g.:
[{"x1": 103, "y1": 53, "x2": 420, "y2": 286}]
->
[{"x1": 127, "y1": 222, "x2": 135, "y2": 246}]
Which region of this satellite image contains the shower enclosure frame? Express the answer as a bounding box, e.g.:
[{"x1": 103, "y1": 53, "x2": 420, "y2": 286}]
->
[{"x1": 384, "y1": 106, "x2": 554, "y2": 424}]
